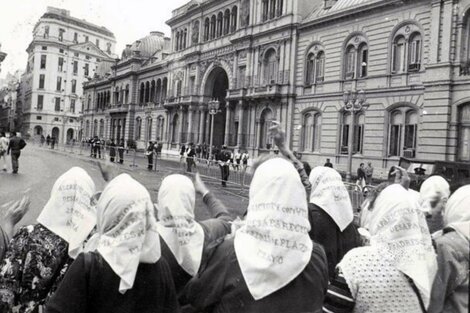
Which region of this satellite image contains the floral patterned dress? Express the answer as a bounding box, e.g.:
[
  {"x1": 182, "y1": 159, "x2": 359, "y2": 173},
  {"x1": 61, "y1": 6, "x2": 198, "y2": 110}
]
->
[{"x1": 0, "y1": 224, "x2": 72, "y2": 313}]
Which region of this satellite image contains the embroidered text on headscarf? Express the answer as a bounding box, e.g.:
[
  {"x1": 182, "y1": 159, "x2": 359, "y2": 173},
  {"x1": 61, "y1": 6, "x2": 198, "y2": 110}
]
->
[
  {"x1": 157, "y1": 174, "x2": 204, "y2": 276},
  {"x1": 37, "y1": 167, "x2": 96, "y2": 259},
  {"x1": 235, "y1": 158, "x2": 312, "y2": 300},
  {"x1": 309, "y1": 166, "x2": 354, "y2": 231}
]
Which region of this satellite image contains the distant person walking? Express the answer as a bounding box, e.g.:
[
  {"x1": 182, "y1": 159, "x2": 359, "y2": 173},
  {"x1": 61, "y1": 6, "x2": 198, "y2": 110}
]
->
[
  {"x1": 324, "y1": 158, "x2": 333, "y2": 168},
  {"x1": 146, "y1": 141, "x2": 155, "y2": 170},
  {"x1": 365, "y1": 162, "x2": 374, "y2": 185},
  {"x1": 46, "y1": 135, "x2": 51, "y2": 146},
  {"x1": 186, "y1": 143, "x2": 196, "y2": 172},
  {"x1": 108, "y1": 139, "x2": 116, "y2": 162},
  {"x1": 40, "y1": 135, "x2": 45, "y2": 146},
  {"x1": 7, "y1": 132, "x2": 26, "y2": 174},
  {"x1": 118, "y1": 139, "x2": 125, "y2": 164},
  {"x1": 0, "y1": 132, "x2": 9, "y2": 172},
  {"x1": 218, "y1": 145, "x2": 231, "y2": 187},
  {"x1": 356, "y1": 163, "x2": 366, "y2": 191},
  {"x1": 51, "y1": 137, "x2": 56, "y2": 149}
]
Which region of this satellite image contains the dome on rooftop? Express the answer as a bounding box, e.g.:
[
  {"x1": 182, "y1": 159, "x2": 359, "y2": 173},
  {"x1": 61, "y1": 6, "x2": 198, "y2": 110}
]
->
[{"x1": 121, "y1": 31, "x2": 166, "y2": 60}]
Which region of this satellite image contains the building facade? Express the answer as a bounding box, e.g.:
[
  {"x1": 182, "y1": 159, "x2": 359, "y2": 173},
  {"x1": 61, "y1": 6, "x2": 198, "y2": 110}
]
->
[
  {"x1": 82, "y1": 0, "x2": 470, "y2": 177},
  {"x1": 21, "y1": 7, "x2": 116, "y2": 144},
  {"x1": 0, "y1": 72, "x2": 22, "y2": 133}
]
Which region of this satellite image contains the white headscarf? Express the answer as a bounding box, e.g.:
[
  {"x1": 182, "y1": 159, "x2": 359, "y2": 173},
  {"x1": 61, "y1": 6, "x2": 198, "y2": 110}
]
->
[
  {"x1": 419, "y1": 176, "x2": 450, "y2": 213},
  {"x1": 93, "y1": 174, "x2": 161, "y2": 294},
  {"x1": 157, "y1": 174, "x2": 204, "y2": 276},
  {"x1": 234, "y1": 158, "x2": 312, "y2": 300},
  {"x1": 37, "y1": 167, "x2": 96, "y2": 259},
  {"x1": 444, "y1": 185, "x2": 470, "y2": 240},
  {"x1": 367, "y1": 184, "x2": 437, "y2": 307},
  {"x1": 308, "y1": 166, "x2": 354, "y2": 231}
]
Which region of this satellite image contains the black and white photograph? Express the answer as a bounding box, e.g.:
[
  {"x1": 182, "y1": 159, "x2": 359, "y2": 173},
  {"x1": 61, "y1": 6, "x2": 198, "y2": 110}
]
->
[{"x1": 0, "y1": 0, "x2": 469, "y2": 312}]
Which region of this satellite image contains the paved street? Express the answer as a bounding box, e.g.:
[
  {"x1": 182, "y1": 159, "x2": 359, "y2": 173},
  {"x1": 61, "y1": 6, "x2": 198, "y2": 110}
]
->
[{"x1": 0, "y1": 144, "x2": 249, "y2": 230}]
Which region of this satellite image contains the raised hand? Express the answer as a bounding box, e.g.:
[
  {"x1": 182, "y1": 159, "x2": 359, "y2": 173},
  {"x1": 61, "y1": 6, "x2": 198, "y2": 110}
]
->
[
  {"x1": 268, "y1": 121, "x2": 286, "y2": 149},
  {"x1": 194, "y1": 172, "x2": 209, "y2": 196},
  {"x1": 98, "y1": 158, "x2": 119, "y2": 182}
]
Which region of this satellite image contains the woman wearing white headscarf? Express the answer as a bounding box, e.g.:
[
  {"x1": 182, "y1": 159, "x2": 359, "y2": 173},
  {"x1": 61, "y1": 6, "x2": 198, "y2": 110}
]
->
[
  {"x1": 184, "y1": 158, "x2": 329, "y2": 313},
  {"x1": 157, "y1": 173, "x2": 233, "y2": 296},
  {"x1": 429, "y1": 185, "x2": 469, "y2": 313},
  {"x1": 419, "y1": 175, "x2": 450, "y2": 233},
  {"x1": 324, "y1": 184, "x2": 437, "y2": 313},
  {"x1": 45, "y1": 174, "x2": 179, "y2": 313},
  {"x1": 0, "y1": 167, "x2": 96, "y2": 313},
  {"x1": 308, "y1": 166, "x2": 360, "y2": 279}
]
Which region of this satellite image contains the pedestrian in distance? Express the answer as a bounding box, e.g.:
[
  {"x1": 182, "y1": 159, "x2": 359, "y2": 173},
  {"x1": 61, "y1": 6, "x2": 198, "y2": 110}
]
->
[
  {"x1": 46, "y1": 135, "x2": 51, "y2": 146},
  {"x1": 40, "y1": 135, "x2": 45, "y2": 146},
  {"x1": 241, "y1": 150, "x2": 249, "y2": 171},
  {"x1": 234, "y1": 150, "x2": 241, "y2": 171},
  {"x1": 218, "y1": 145, "x2": 231, "y2": 187},
  {"x1": 108, "y1": 139, "x2": 116, "y2": 162},
  {"x1": 365, "y1": 162, "x2": 374, "y2": 185},
  {"x1": 324, "y1": 158, "x2": 333, "y2": 168},
  {"x1": 356, "y1": 163, "x2": 366, "y2": 191},
  {"x1": 51, "y1": 136, "x2": 56, "y2": 149},
  {"x1": 179, "y1": 144, "x2": 186, "y2": 165},
  {"x1": 186, "y1": 143, "x2": 196, "y2": 173},
  {"x1": 146, "y1": 141, "x2": 155, "y2": 170},
  {"x1": 0, "y1": 132, "x2": 9, "y2": 172},
  {"x1": 7, "y1": 132, "x2": 26, "y2": 174},
  {"x1": 118, "y1": 139, "x2": 125, "y2": 164}
]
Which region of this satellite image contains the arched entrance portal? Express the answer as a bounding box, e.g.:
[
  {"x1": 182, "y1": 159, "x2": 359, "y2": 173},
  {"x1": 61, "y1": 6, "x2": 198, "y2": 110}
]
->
[
  {"x1": 52, "y1": 127, "x2": 60, "y2": 142},
  {"x1": 34, "y1": 125, "x2": 43, "y2": 136},
  {"x1": 66, "y1": 128, "x2": 74, "y2": 143},
  {"x1": 204, "y1": 67, "x2": 229, "y2": 147}
]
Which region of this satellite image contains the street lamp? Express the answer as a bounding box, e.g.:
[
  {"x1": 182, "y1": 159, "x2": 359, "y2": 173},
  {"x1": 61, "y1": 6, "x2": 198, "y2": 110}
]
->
[
  {"x1": 208, "y1": 98, "x2": 220, "y2": 160},
  {"x1": 343, "y1": 89, "x2": 367, "y2": 182}
]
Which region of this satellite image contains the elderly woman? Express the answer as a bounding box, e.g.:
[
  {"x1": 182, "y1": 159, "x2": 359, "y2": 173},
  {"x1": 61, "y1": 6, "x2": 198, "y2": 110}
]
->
[
  {"x1": 0, "y1": 167, "x2": 96, "y2": 313},
  {"x1": 419, "y1": 175, "x2": 450, "y2": 233},
  {"x1": 45, "y1": 174, "x2": 179, "y2": 313},
  {"x1": 308, "y1": 166, "x2": 360, "y2": 279},
  {"x1": 428, "y1": 185, "x2": 469, "y2": 313},
  {"x1": 184, "y1": 158, "x2": 329, "y2": 313},
  {"x1": 324, "y1": 184, "x2": 437, "y2": 313},
  {"x1": 157, "y1": 173, "x2": 233, "y2": 296}
]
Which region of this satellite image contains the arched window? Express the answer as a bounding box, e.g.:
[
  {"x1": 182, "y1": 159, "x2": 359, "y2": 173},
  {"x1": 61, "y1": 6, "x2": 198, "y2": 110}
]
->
[
  {"x1": 210, "y1": 15, "x2": 216, "y2": 39},
  {"x1": 175, "y1": 32, "x2": 180, "y2": 51},
  {"x1": 85, "y1": 120, "x2": 90, "y2": 138},
  {"x1": 157, "y1": 116, "x2": 165, "y2": 141},
  {"x1": 391, "y1": 24, "x2": 423, "y2": 74},
  {"x1": 340, "y1": 112, "x2": 365, "y2": 154},
  {"x1": 172, "y1": 114, "x2": 179, "y2": 143},
  {"x1": 156, "y1": 79, "x2": 162, "y2": 103},
  {"x1": 231, "y1": 6, "x2": 238, "y2": 32},
  {"x1": 262, "y1": 0, "x2": 269, "y2": 21},
  {"x1": 277, "y1": 0, "x2": 284, "y2": 17},
  {"x1": 125, "y1": 84, "x2": 129, "y2": 104},
  {"x1": 224, "y1": 9, "x2": 231, "y2": 35},
  {"x1": 305, "y1": 48, "x2": 325, "y2": 85},
  {"x1": 135, "y1": 117, "x2": 142, "y2": 140},
  {"x1": 192, "y1": 21, "x2": 200, "y2": 44},
  {"x1": 146, "y1": 117, "x2": 153, "y2": 141},
  {"x1": 269, "y1": 0, "x2": 276, "y2": 19},
  {"x1": 358, "y1": 43, "x2": 368, "y2": 78},
  {"x1": 162, "y1": 78, "x2": 168, "y2": 101},
  {"x1": 388, "y1": 106, "x2": 418, "y2": 157},
  {"x1": 183, "y1": 28, "x2": 187, "y2": 49},
  {"x1": 459, "y1": 103, "x2": 470, "y2": 161},
  {"x1": 263, "y1": 49, "x2": 278, "y2": 85},
  {"x1": 343, "y1": 35, "x2": 368, "y2": 80},
  {"x1": 145, "y1": 81, "x2": 150, "y2": 103},
  {"x1": 204, "y1": 18, "x2": 210, "y2": 41},
  {"x1": 345, "y1": 45, "x2": 356, "y2": 79},
  {"x1": 301, "y1": 111, "x2": 321, "y2": 152},
  {"x1": 217, "y1": 12, "x2": 223, "y2": 37},
  {"x1": 259, "y1": 109, "x2": 273, "y2": 149},
  {"x1": 140, "y1": 83, "x2": 145, "y2": 104}
]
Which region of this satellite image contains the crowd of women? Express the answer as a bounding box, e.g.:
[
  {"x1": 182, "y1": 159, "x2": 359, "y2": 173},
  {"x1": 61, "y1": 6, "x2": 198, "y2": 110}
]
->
[{"x1": 0, "y1": 122, "x2": 467, "y2": 313}]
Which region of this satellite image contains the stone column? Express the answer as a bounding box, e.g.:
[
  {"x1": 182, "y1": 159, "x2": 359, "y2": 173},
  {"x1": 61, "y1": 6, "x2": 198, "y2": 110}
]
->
[
  {"x1": 205, "y1": 110, "x2": 211, "y2": 144},
  {"x1": 237, "y1": 100, "x2": 245, "y2": 147},
  {"x1": 256, "y1": 119, "x2": 261, "y2": 149},
  {"x1": 224, "y1": 103, "x2": 232, "y2": 146},
  {"x1": 187, "y1": 106, "x2": 194, "y2": 143},
  {"x1": 198, "y1": 108, "x2": 206, "y2": 144},
  {"x1": 178, "y1": 107, "x2": 184, "y2": 143}
]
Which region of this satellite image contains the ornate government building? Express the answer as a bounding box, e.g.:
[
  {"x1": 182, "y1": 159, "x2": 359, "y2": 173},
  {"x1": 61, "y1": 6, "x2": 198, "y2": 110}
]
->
[{"x1": 81, "y1": 0, "x2": 470, "y2": 177}]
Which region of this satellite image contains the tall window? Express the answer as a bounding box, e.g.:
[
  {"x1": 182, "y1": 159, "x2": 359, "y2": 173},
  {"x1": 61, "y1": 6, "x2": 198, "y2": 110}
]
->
[
  {"x1": 262, "y1": 0, "x2": 269, "y2": 21},
  {"x1": 204, "y1": 18, "x2": 210, "y2": 41},
  {"x1": 210, "y1": 15, "x2": 216, "y2": 39},
  {"x1": 262, "y1": 0, "x2": 282, "y2": 21},
  {"x1": 39, "y1": 74, "x2": 45, "y2": 89},
  {"x1": 71, "y1": 79, "x2": 77, "y2": 93},
  {"x1": 391, "y1": 25, "x2": 423, "y2": 74},
  {"x1": 224, "y1": 10, "x2": 231, "y2": 35},
  {"x1": 231, "y1": 6, "x2": 238, "y2": 31},
  {"x1": 70, "y1": 99, "x2": 76, "y2": 113},
  {"x1": 345, "y1": 46, "x2": 356, "y2": 79},
  {"x1": 340, "y1": 113, "x2": 364, "y2": 154},
  {"x1": 58, "y1": 57, "x2": 64, "y2": 71},
  {"x1": 37, "y1": 95, "x2": 44, "y2": 110},
  {"x1": 388, "y1": 107, "x2": 418, "y2": 157},
  {"x1": 40, "y1": 55, "x2": 47, "y2": 69},
  {"x1": 106, "y1": 42, "x2": 112, "y2": 54},
  {"x1": 172, "y1": 114, "x2": 179, "y2": 143},
  {"x1": 305, "y1": 48, "x2": 325, "y2": 85},
  {"x1": 55, "y1": 97, "x2": 61, "y2": 112},
  {"x1": 343, "y1": 35, "x2": 368, "y2": 80},
  {"x1": 302, "y1": 111, "x2": 321, "y2": 152},
  {"x1": 84, "y1": 64, "x2": 89, "y2": 76},
  {"x1": 44, "y1": 26, "x2": 49, "y2": 38},
  {"x1": 135, "y1": 117, "x2": 142, "y2": 140},
  {"x1": 73, "y1": 61, "x2": 78, "y2": 75},
  {"x1": 459, "y1": 104, "x2": 470, "y2": 161},
  {"x1": 58, "y1": 29, "x2": 65, "y2": 42},
  {"x1": 217, "y1": 12, "x2": 223, "y2": 37},
  {"x1": 358, "y1": 44, "x2": 368, "y2": 78},
  {"x1": 84, "y1": 35, "x2": 89, "y2": 42},
  {"x1": 157, "y1": 116, "x2": 165, "y2": 140},
  {"x1": 264, "y1": 49, "x2": 278, "y2": 85},
  {"x1": 56, "y1": 76, "x2": 62, "y2": 91},
  {"x1": 74, "y1": 32, "x2": 78, "y2": 43},
  {"x1": 146, "y1": 117, "x2": 153, "y2": 141},
  {"x1": 95, "y1": 39, "x2": 100, "y2": 48},
  {"x1": 98, "y1": 120, "x2": 104, "y2": 137}
]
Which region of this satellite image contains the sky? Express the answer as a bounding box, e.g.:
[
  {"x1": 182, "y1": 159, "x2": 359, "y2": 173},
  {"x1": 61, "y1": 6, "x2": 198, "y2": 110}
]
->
[{"x1": 0, "y1": 0, "x2": 189, "y2": 79}]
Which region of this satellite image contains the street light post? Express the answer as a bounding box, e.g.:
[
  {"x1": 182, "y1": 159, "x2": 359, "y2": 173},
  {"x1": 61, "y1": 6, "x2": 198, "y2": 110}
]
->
[
  {"x1": 343, "y1": 89, "x2": 367, "y2": 182},
  {"x1": 208, "y1": 98, "x2": 220, "y2": 160}
]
